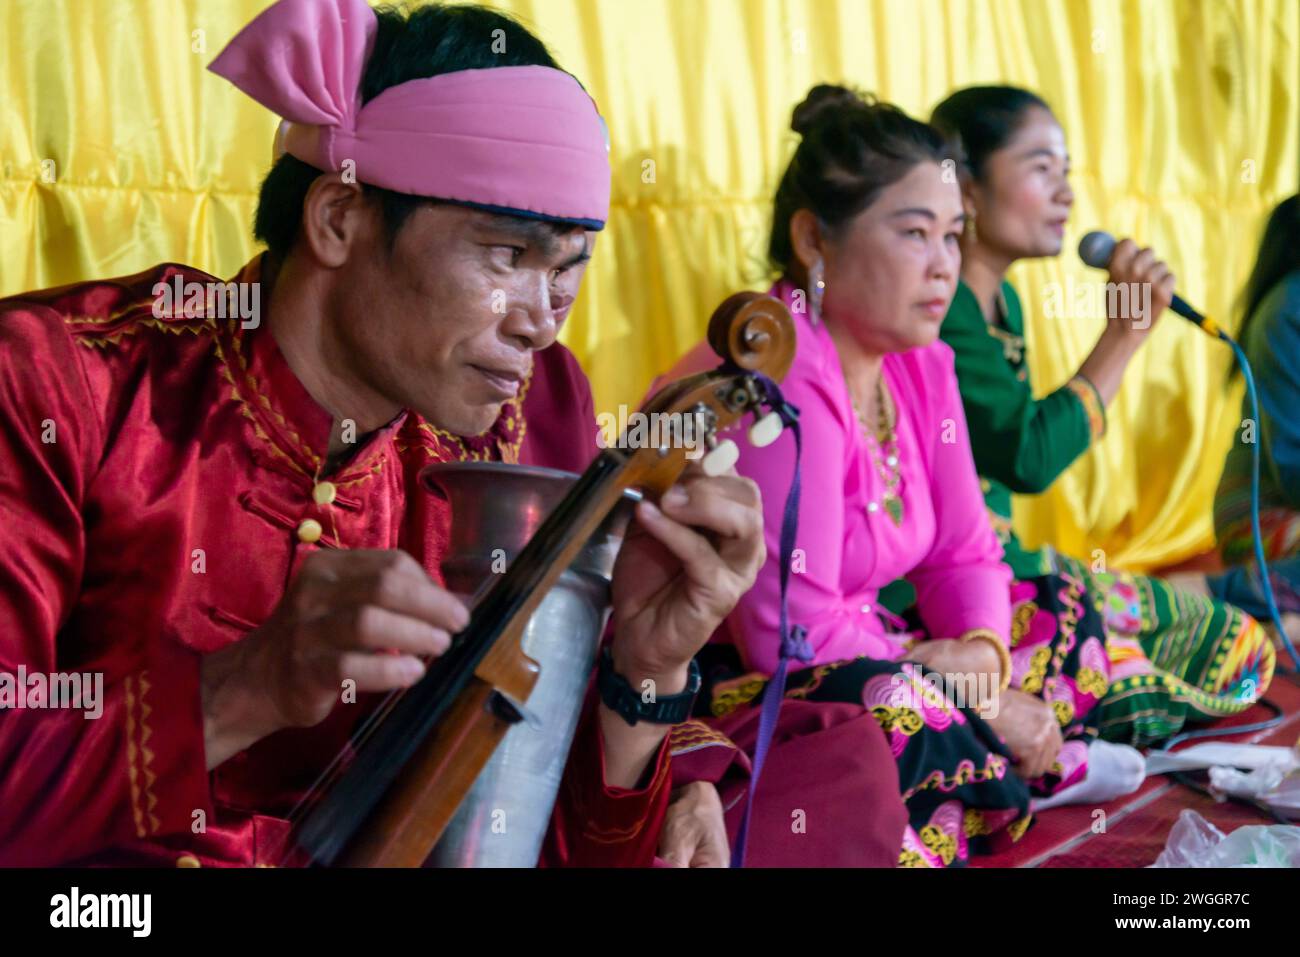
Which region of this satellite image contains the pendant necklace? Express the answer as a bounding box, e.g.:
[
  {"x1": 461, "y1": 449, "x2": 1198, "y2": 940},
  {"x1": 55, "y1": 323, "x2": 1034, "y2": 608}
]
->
[{"x1": 853, "y1": 375, "x2": 904, "y2": 525}]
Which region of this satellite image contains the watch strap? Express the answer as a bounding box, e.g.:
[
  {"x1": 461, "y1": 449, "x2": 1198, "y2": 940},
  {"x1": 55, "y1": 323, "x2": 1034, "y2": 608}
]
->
[{"x1": 597, "y1": 647, "x2": 701, "y2": 726}]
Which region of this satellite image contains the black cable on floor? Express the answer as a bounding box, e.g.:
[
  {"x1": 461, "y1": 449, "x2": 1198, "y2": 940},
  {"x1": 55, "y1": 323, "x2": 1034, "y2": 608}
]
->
[{"x1": 1161, "y1": 696, "x2": 1286, "y2": 748}]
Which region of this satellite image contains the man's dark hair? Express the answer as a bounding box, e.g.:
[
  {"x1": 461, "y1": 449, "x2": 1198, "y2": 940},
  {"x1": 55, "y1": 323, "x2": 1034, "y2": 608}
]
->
[{"x1": 252, "y1": 3, "x2": 560, "y2": 259}]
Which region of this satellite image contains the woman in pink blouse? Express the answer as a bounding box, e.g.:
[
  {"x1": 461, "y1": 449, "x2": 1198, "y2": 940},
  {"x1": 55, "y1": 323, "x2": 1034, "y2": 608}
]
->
[{"x1": 664, "y1": 86, "x2": 1144, "y2": 866}]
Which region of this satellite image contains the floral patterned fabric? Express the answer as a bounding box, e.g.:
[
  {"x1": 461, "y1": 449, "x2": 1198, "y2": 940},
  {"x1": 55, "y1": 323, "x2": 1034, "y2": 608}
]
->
[
  {"x1": 1054, "y1": 555, "x2": 1277, "y2": 746},
  {"x1": 698, "y1": 571, "x2": 1112, "y2": 867}
]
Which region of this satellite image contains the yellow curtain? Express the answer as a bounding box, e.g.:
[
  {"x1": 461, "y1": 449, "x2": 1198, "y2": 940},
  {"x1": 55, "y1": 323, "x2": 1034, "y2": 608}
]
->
[{"x1": 1, "y1": 0, "x2": 1295, "y2": 571}]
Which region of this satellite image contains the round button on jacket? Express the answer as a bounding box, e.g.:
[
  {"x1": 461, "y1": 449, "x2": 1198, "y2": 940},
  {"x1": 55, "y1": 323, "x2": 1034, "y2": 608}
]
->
[
  {"x1": 297, "y1": 518, "x2": 323, "y2": 544},
  {"x1": 312, "y1": 481, "x2": 337, "y2": 506}
]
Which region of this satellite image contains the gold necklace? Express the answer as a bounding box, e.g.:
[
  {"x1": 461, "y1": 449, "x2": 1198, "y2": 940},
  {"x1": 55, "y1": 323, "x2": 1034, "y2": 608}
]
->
[
  {"x1": 985, "y1": 289, "x2": 1024, "y2": 364},
  {"x1": 852, "y1": 376, "x2": 903, "y2": 525}
]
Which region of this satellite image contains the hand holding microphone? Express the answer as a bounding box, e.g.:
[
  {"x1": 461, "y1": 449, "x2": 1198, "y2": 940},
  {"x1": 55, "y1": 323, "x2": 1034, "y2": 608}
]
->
[
  {"x1": 1073, "y1": 232, "x2": 1182, "y2": 405},
  {"x1": 1077, "y1": 232, "x2": 1178, "y2": 339}
]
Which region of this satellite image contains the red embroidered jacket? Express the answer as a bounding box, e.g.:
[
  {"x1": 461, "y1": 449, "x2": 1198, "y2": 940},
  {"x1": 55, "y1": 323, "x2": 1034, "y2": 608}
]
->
[{"x1": 0, "y1": 258, "x2": 669, "y2": 867}]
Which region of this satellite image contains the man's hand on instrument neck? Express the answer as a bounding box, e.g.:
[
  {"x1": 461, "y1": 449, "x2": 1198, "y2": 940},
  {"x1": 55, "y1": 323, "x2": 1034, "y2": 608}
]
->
[{"x1": 599, "y1": 465, "x2": 765, "y2": 788}]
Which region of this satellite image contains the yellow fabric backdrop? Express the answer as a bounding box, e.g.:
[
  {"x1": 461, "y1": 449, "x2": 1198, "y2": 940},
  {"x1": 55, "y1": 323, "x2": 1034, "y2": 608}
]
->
[{"x1": 1, "y1": 0, "x2": 1296, "y2": 570}]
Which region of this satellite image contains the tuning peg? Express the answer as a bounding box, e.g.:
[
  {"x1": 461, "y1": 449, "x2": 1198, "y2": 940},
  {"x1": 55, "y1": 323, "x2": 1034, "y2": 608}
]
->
[
  {"x1": 701, "y1": 439, "x2": 740, "y2": 476},
  {"x1": 748, "y1": 411, "x2": 784, "y2": 448}
]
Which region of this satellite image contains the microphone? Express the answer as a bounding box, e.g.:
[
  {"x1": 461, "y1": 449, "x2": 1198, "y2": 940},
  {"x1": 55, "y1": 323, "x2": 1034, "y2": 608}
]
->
[{"x1": 1077, "y1": 230, "x2": 1224, "y2": 338}]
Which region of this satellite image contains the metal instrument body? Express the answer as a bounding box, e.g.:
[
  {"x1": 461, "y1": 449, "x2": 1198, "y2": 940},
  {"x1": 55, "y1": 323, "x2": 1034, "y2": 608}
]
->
[{"x1": 423, "y1": 463, "x2": 639, "y2": 868}]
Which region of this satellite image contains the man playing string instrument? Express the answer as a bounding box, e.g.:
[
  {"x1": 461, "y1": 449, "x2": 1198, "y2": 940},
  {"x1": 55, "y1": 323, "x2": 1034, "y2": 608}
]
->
[{"x1": 0, "y1": 0, "x2": 761, "y2": 867}]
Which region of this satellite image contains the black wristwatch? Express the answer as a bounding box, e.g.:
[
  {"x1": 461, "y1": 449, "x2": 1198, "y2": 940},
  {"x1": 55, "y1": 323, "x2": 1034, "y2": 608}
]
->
[{"x1": 597, "y1": 647, "x2": 701, "y2": 726}]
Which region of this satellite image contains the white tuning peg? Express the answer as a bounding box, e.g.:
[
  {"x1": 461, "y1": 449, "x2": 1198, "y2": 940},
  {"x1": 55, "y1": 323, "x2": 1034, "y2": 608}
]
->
[
  {"x1": 701, "y1": 439, "x2": 740, "y2": 476},
  {"x1": 748, "y1": 411, "x2": 784, "y2": 448}
]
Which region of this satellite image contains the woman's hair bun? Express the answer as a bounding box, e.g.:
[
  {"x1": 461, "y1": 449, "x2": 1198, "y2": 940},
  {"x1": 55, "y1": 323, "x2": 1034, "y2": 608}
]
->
[{"x1": 790, "y1": 84, "x2": 863, "y2": 135}]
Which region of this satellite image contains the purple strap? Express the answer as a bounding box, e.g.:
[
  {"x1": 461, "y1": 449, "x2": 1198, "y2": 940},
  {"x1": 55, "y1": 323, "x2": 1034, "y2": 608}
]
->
[{"x1": 729, "y1": 374, "x2": 809, "y2": 868}]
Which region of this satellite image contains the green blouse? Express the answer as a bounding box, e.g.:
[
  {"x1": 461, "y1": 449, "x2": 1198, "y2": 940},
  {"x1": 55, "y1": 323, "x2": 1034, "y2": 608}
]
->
[{"x1": 939, "y1": 279, "x2": 1108, "y2": 579}]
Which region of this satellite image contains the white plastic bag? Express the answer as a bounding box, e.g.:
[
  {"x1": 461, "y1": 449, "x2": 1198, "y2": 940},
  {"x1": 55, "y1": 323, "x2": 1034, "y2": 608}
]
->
[
  {"x1": 1143, "y1": 742, "x2": 1299, "y2": 776},
  {"x1": 1144, "y1": 741, "x2": 1300, "y2": 818},
  {"x1": 1151, "y1": 809, "x2": 1300, "y2": 867}
]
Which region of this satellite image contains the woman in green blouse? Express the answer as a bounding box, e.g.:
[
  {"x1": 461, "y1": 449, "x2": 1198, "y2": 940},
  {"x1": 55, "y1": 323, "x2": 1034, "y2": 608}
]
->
[{"x1": 924, "y1": 86, "x2": 1275, "y2": 745}]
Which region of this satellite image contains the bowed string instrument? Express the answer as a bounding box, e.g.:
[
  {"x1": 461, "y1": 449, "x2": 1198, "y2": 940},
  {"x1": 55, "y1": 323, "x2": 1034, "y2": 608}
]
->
[{"x1": 279, "y1": 291, "x2": 796, "y2": 867}]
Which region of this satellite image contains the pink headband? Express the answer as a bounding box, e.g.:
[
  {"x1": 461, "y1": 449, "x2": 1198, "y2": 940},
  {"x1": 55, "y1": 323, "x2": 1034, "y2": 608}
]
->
[{"x1": 209, "y1": 0, "x2": 611, "y2": 229}]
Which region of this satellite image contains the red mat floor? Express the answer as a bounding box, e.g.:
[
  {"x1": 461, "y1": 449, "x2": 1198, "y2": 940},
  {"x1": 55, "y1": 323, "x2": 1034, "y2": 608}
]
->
[{"x1": 973, "y1": 670, "x2": 1300, "y2": 868}]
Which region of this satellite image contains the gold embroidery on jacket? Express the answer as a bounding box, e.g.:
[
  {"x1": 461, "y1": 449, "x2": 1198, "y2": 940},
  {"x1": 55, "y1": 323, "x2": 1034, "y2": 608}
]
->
[{"x1": 124, "y1": 672, "x2": 162, "y2": 837}]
